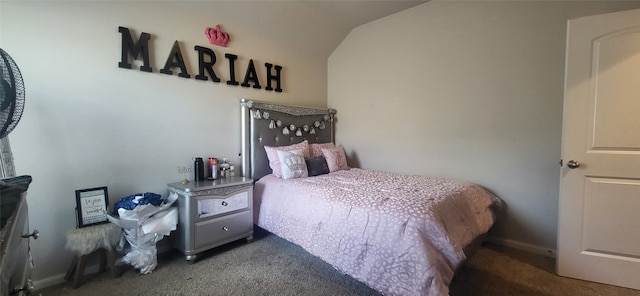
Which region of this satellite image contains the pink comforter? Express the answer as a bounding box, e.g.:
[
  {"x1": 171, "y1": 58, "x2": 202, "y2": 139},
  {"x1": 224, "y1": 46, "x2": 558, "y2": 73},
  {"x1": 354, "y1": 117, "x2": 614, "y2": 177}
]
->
[{"x1": 253, "y1": 168, "x2": 500, "y2": 296}]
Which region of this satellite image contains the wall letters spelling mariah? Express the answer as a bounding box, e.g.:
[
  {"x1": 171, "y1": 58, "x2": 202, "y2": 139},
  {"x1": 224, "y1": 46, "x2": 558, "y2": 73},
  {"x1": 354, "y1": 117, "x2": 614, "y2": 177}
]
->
[{"x1": 117, "y1": 26, "x2": 283, "y2": 92}]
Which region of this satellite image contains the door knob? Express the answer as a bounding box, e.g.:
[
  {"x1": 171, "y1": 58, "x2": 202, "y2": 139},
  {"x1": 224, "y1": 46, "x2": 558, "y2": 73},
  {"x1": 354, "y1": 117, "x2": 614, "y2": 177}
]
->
[{"x1": 566, "y1": 160, "x2": 581, "y2": 169}]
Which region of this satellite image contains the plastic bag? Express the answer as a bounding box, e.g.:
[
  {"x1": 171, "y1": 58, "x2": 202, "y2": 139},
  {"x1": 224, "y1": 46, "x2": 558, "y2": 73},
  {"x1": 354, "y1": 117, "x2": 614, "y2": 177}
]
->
[
  {"x1": 120, "y1": 230, "x2": 159, "y2": 274},
  {"x1": 108, "y1": 192, "x2": 178, "y2": 274}
]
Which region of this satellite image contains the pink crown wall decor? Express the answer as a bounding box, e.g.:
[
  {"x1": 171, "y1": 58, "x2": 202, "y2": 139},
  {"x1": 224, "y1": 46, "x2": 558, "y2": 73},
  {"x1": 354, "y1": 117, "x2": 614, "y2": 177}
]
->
[{"x1": 205, "y1": 25, "x2": 230, "y2": 47}]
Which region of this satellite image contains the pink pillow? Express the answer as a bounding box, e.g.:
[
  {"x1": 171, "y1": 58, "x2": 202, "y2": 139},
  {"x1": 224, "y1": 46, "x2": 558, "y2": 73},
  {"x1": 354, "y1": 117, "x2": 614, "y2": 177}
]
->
[
  {"x1": 321, "y1": 146, "x2": 349, "y2": 173},
  {"x1": 264, "y1": 140, "x2": 310, "y2": 178},
  {"x1": 309, "y1": 142, "x2": 335, "y2": 157}
]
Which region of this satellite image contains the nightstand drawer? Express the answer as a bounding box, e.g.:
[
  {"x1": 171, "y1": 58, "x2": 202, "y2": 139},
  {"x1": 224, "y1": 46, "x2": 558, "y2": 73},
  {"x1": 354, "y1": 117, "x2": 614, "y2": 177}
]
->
[
  {"x1": 197, "y1": 190, "x2": 249, "y2": 219},
  {"x1": 194, "y1": 210, "x2": 251, "y2": 249}
]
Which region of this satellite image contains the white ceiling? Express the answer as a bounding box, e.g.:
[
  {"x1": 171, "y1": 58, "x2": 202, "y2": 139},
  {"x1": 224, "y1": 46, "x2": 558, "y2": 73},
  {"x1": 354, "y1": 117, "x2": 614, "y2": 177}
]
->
[
  {"x1": 301, "y1": 1, "x2": 429, "y2": 32},
  {"x1": 167, "y1": 1, "x2": 429, "y2": 59}
]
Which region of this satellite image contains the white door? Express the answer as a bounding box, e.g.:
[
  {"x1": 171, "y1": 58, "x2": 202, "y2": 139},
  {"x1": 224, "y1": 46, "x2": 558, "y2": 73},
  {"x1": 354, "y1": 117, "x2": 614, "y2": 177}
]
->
[{"x1": 558, "y1": 8, "x2": 640, "y2": 290}]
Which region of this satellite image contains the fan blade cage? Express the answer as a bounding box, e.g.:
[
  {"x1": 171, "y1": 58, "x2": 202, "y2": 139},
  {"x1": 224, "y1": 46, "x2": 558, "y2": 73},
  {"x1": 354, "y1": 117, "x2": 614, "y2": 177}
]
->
[{"x1": 0, "y1": 49, "x2": 26, "y2": 139}]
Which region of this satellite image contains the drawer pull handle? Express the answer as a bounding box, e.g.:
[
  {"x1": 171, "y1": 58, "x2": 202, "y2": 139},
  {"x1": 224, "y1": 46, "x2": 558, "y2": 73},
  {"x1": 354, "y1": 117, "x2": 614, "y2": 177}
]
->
[
  {"x1": 222, "y1": 226, "x2": 229, "y2": 232},
  {"x1": 11, "y1": 279, "x2": 33, "y2": 295},
  {"x1": 22, "y1": 229, "x2": 39, "y2": 240},
  {"x1": 221, "y1": 201, "x2": 228, "y2": 206}
]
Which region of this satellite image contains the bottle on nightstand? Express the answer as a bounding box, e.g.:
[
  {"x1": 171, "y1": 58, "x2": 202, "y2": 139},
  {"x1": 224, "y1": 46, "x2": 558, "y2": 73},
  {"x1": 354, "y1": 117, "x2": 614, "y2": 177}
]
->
[
  {"x1": 219, "y1": 158, "x2": 230, "y2": 178},
  {"x1": 208, "y1": 158, "x2": 218, "y2": 180},
  {"x1": 193, "y1": 157, "x2": 204, "y2": 181}
]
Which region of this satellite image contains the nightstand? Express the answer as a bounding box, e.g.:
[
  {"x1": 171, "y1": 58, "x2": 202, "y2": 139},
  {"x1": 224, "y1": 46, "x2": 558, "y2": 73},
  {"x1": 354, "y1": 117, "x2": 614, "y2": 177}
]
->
[{"x1": 167, "y1": 176, "x2": 253, "y2": 262}]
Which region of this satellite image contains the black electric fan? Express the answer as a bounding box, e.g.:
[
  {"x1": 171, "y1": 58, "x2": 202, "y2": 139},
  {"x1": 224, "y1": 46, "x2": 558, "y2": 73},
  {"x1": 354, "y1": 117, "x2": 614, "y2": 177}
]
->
[
  {"x1": 0, "y1": 48, "x2": 25, "y2": 139},
  {"x1": 0, "y1": 49, "x2": 30, "y2": 230}
]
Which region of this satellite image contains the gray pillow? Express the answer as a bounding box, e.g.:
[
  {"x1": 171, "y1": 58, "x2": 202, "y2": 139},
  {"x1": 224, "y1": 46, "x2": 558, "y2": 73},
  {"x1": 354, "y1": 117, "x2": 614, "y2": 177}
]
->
[{"x1": 305, "y1": 156, "x2": 329, "y2": 176}]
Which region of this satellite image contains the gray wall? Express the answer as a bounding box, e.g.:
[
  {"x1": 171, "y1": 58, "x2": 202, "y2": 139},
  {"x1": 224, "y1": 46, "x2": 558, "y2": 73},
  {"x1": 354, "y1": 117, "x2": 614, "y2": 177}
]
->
[
  {"x1": 1, "y1": 1, "x2": 329, "y2": 286},
  {"x1": 328, "y1": 1, "x2": 640, "y2": 253}
]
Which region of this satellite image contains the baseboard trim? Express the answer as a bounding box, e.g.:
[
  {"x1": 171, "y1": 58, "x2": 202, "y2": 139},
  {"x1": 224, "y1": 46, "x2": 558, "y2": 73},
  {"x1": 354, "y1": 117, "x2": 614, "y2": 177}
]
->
[
  {"x1": 33, "y1": 274, "x2": 65, "y2": 292},
  {"x1": 32, "y1": 262, "x2": 102, "y2": 291},
  {"x1": 487, "y1": 236, "x2": 556, "y2": 258},
  {"x1": 34, "y1": 245, "x2": 174, "y2": 291}
]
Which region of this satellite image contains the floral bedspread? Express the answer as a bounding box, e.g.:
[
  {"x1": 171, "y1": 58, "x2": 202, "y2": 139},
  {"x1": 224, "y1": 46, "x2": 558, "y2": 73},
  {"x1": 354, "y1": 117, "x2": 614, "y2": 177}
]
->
[{"x1": 253, "y1": 168, "x2": 501, "y2": 296}]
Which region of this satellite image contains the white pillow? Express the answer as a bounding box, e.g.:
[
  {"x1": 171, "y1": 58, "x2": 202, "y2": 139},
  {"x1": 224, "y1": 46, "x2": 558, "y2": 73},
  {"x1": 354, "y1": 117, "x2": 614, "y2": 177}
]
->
[{"x1": 277, "y1": 149, "x2": 308, "y2": 179}]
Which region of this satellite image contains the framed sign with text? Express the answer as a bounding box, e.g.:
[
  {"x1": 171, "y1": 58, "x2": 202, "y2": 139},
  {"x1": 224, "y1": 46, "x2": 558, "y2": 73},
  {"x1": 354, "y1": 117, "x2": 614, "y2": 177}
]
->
[{"x1": 75, "y1": 186, "x2": 109, "y2": 228}]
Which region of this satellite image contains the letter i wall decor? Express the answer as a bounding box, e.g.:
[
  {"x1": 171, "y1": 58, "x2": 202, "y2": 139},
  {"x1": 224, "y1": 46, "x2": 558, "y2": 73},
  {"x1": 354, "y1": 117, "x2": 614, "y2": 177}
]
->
[{"x1": 118, "y1": 25, "x2": 284, "y2": 93}]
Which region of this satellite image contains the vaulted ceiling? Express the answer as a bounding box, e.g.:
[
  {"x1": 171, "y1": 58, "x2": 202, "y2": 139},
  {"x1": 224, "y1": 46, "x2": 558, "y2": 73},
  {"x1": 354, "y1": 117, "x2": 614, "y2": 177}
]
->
[{"x1": 166, "y1": 1, "x2": 428, "y2": 59}]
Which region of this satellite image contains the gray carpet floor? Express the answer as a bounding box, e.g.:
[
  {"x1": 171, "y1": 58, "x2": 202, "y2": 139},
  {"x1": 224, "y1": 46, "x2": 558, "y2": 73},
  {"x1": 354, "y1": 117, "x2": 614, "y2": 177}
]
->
[{"x1": 37, "y1": 227, "x2": 640, "y2": 296}]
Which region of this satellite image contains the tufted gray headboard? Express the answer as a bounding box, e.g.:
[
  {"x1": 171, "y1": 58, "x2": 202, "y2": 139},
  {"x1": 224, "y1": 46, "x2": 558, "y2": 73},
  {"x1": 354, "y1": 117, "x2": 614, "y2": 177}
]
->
[{"x1": 240, "y1": 98, "x2": 336, "y2": 181}]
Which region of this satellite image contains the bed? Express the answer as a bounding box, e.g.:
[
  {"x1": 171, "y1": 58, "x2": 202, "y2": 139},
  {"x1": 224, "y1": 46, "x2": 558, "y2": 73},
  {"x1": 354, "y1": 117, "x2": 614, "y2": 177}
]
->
[{"x1": 239, "y1": 99, "x2": 501, "y2": 296}]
